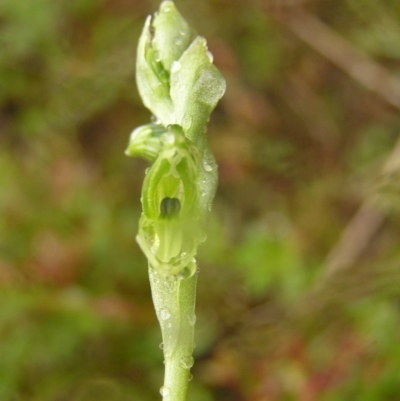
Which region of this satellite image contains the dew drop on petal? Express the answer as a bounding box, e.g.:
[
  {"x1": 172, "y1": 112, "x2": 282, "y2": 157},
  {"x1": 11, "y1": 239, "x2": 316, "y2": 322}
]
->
[
  {"x1": 203, "y1": 161, "x2": 213, "y2": 172},
  {"x1": 171, "y1": 61, "x2": 181, "y2": 73},
  {"x1": 198, "y1": 37, "x2": 207, "y2": 47},
  {"x1": 151, "y1": 115, "x2": 161, "y2": 124},
  {"x1": 206, "y1": 51, "x2": 214, "y2": 63},
  {"x1": 161, "y1": 1, "x2": 172, "y2": 13},
  {"x1": 160, "y1": 386, "x2": 170, "y2": 396},
  {"x1": 188, "y1": 373, "x2": 193, "y2": 382},
  {"x1": 160, "y1": 309, "x2": 171, "y2": 321}
]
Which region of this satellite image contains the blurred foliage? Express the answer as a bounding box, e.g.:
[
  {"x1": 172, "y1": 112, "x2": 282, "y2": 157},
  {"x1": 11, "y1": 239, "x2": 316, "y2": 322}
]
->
[{"x1": 1, "y1": 0, "x2": 400, "y2": 400}]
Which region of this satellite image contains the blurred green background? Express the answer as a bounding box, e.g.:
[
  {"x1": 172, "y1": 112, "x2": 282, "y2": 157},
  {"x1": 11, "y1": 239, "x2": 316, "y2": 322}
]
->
[{"x1": 2, "y1": 0, "x2": 400, "y2": 400}]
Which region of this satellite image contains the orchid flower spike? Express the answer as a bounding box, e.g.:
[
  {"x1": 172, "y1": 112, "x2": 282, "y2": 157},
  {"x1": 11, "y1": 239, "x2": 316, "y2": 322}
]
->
[{"x1": 126, "y1": 1, "x2": 225, "y2": 400}]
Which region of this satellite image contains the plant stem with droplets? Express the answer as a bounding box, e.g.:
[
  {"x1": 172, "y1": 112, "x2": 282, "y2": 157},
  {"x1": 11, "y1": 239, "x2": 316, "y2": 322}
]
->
[
  {"x1": 126, "y1": 2, "x2": 225, "y2": 400},
  {"x1": 149, "y1": 269, "x2": 196, "y2": 401}
]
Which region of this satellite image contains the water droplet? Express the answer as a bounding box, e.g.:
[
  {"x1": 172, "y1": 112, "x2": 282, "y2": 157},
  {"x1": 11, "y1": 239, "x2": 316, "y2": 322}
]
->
[
  {"x1": 159, "y1": 342, "x2": 164, "y2": 349},
  {"x1": 160, "y1": 386, "x2": 170, "y2": 396},
  {"x1": 145, "y1": 167, "x2": 150, "y2": 175},
  {"x1": 203, "y1": 161, "x2": 213, "y2": 172},
  {"x1": 160, "y1": 309, "x2": 171, "y2": 321},
  {"x1": 161, "y1": 1, "x2": 172, "y2": 13},
  {"x1": 201, "y1": 191, "x2": 206, "y2": 197},
  {"x1": 180, "y1": 355, "x2": 194, "y2": 369},
  {"x1": 200, "y1": 232, "x2": 207, "y2": 243},
  {"x1": 206, "y1": 51, "x2": 214, "y2": 63},
  {"x1": 188, "y1": 314, "x2": 196, "y2": 326},
  {"x1": 180, "y1": 251, "x2": 187, "y2": 258},
  {"x1": 198, "y1": 37, "x2": 207, "y2": 47},
  {"x1": 151, "y1": 115, "x2": 161, "y2": 124},
  {"x1": 188, "y1": 373, "x2": 193, "y2": 381},
  {"x1": 171, "y1": 60, "x2": 181, "y2": 73}
]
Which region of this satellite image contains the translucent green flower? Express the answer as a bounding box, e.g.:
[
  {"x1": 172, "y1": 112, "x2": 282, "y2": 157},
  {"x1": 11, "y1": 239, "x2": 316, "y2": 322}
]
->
[
  {"x1": 125, "y1": 123, "x2": 166, "y2": 161},
  {"x1": 127, "y1": 2, "x2": 225, "y2": 399},
  {"x1": 136, "y1": 0, "x2": 226, "y2": 139},
  {"x1": 136, "y1": 125, "x2": 201, "y2": 277}
]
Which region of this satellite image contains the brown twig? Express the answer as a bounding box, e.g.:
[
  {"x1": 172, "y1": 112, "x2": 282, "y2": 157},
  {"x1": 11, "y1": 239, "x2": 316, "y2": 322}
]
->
[
  {"x1": 270, "y1": 9, "x2": 400, "y2": 282},
  {"x1": 273, "y1": 9, "x2": 400, "y2": 111},
  {"x1": 320, "y1": 134, "x2": 400, "y2": 282}
]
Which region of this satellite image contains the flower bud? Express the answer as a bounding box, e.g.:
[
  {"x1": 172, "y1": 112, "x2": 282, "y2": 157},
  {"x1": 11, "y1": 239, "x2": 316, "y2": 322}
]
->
[
  {"x1": 152, "y1": 1, "x2": 194, "y2": 71},
  {"x1": 125, "y1": 123, "x2": 166, "y2": 161},
  {"x1": 136, "y1": 1, "x2": 226, "y2": 137}
]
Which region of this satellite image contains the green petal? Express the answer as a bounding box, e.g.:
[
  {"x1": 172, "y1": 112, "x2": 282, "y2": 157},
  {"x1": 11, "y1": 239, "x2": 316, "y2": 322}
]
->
[
  {"x1": 170, "y1": 36, "x2": 226, "y2": 143},
  {"x1": 136, "y1": 16, "x2": 174, "y2": 125},
  {"x1": 153, "y1": 1, "x2": 194, "y2": 71}
]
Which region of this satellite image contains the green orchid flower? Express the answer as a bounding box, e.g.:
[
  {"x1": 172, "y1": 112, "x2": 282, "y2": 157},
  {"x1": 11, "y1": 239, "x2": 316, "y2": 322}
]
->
[
  {"x1": 126, "y1": 1, "x2": 225, "y2": 400},
  {"x1": 136, "y1": 125, "x2": 201, "y2": 278}
]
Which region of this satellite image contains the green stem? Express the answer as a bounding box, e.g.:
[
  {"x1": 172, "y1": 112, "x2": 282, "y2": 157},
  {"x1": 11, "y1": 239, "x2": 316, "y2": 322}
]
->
[{"x1": 149, "y1": 267, "x2": 197, "y2": 401}]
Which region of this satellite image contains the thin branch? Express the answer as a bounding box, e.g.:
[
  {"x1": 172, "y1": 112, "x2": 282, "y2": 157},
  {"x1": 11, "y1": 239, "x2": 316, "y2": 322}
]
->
[
  {"x1": 319, "y1": 135, "x2": 400, "y2": 282},
  {"x1": 268, "y1": 8, "x2": 400, "y2": 283},
  {"x1": 322, "y1": 202, "x2": 384, "y2": 279},
  {"x1": 273, "y1": 9, "x2": 400, "y2": 111}
]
